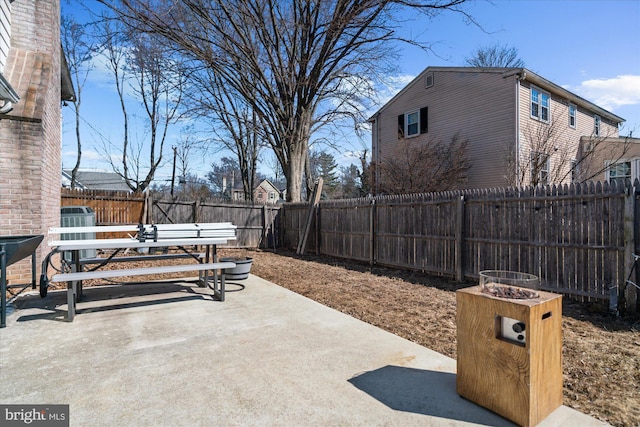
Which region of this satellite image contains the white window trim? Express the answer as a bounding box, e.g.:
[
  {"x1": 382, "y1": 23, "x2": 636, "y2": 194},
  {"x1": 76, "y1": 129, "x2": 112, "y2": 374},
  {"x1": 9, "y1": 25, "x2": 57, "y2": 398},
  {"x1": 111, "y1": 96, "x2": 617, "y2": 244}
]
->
[
  {"x1": 605, "y1": 158, "x2": 639, "y2": 183},
  {"x1": 405, "y1": 110, "x2": 420, "y2": 138},
  {"x1": 594, "y1": 114, "x2": 601, "y2": 137},
  {"x1": 568, "y1": 103, "x2": 576, "y2": 129},
  {"x1": 0, "y1": 0, "x2": 11, "y2": 71},
  {"x1": 530, "y1": 85, "x2": 551, "y2": 123}
]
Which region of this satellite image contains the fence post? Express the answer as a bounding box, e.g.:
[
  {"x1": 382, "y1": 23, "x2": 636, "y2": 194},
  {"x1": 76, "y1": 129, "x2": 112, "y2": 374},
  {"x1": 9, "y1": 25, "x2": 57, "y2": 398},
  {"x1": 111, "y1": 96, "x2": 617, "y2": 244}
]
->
[
  {"x1": 370, "y1": 198, "x2": 376, "y2": 266},
  {"x1": 456, "y1": 195, "x2": 465, "y2": 282},
  {"x1": 192, "y1": 200, "x2": 200, "y2": 223},
  {"x1": 315, "y1": 204, "x2": 320, "y2": 255},
  {"x1": 261, "y1": 205, "x2": 267, "y2": 249}
]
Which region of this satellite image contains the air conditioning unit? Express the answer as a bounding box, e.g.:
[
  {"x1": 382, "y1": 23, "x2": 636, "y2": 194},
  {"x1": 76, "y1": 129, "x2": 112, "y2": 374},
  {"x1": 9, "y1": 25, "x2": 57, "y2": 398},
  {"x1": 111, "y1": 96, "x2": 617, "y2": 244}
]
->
[{"x1": 60, "y1": 206, "x2": 96, "y2": 260}]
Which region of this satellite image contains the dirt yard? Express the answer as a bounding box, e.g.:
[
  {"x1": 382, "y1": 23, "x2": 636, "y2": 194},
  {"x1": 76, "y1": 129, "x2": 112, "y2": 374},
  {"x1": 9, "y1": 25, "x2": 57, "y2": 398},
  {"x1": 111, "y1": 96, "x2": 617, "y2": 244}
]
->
[
  {"x1": 42, "y1": 247, "x2": 639, "y2": 426},
  {"x1": 224, "y1": 248, "x2": 639, "y2": 427}
]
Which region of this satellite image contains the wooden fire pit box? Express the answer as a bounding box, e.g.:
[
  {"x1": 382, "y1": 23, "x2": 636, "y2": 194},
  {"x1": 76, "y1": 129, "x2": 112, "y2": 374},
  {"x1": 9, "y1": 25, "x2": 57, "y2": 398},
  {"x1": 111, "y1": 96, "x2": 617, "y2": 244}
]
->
[{"x1": 456, "y1": 285, "x2": 563, "y2": 427}]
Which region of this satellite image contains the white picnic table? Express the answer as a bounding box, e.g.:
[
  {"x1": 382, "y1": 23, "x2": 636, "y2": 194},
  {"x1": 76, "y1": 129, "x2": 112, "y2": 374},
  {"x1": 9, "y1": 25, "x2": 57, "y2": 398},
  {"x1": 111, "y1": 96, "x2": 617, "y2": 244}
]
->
[{"x1": 45, "y1": 223, "x2": 237, "y2": 321}]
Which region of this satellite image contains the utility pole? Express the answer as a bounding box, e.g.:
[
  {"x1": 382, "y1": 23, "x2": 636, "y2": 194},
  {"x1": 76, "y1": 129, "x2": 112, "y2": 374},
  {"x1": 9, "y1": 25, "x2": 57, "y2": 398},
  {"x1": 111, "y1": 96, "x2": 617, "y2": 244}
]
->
[{"x1": 170, "y1": 146, "x2": 177, "y2": 197}]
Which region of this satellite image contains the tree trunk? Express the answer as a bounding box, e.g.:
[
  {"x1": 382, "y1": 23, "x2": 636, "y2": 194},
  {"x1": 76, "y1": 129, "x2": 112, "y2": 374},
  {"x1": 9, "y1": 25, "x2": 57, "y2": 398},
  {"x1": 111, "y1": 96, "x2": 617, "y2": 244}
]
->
[
  {"x1": 71, "y1": 102, "x2": 82, "y2": 189},
  {"x1": 286, "y1": 145, "x2": 307, "y2": 202}
]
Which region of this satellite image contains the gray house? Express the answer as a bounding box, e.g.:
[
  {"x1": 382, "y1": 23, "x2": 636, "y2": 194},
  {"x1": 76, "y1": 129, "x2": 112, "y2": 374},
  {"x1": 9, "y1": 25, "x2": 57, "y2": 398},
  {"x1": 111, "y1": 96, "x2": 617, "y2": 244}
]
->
[
  {"x1": 62, "y1": 170, "x2": 131, "y2": 192},
  {"x1": 369, "y1": 67, "x2": 626, "y2": 191}
]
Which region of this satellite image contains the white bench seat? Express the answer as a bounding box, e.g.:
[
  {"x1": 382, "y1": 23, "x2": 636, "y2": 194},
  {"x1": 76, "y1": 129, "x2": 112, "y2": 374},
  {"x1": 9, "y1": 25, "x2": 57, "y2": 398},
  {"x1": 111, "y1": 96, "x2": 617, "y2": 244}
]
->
[
  {"x1": 52, "y1": 261, "x2": 236, "y2": 322},
  {"x1": 51, "y1": 262, "x2": 235, "y2": 282},
  {"x1": 79, "y1": 253, "x2": 205, "y2": 265}
]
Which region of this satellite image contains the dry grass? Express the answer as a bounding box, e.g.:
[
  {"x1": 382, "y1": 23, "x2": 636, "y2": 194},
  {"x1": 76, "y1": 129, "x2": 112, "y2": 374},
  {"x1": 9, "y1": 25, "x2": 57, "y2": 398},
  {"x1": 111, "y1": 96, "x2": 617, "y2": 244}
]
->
[{"x1": 42, "y1": 247, "x2": 640, "y2": 426}]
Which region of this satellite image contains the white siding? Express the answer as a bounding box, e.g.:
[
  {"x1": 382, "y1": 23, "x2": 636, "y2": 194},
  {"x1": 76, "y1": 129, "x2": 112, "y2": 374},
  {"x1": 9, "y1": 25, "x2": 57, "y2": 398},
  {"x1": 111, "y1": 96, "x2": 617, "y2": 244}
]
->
[{"x1": 0, "y1": 0, "x2": 10, "y2": 70}]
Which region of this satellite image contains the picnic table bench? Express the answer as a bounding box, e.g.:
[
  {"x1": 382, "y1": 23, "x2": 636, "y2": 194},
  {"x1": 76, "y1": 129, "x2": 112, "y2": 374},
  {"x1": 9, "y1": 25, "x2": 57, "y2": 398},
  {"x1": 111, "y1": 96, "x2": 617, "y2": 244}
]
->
[{"x1": 44, "y1": 222, "x2": 237, "y2": 322}]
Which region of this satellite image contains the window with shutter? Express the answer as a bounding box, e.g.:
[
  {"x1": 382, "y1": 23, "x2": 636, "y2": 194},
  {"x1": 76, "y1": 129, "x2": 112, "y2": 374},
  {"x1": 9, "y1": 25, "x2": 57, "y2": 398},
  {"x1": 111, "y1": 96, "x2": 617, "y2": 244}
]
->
[
  {"x1": 399, "y1": 107, "x2": 428, "y2": 139},
  {"x1": 406, "y1": 111, "x2": 419, "y2": 136}
]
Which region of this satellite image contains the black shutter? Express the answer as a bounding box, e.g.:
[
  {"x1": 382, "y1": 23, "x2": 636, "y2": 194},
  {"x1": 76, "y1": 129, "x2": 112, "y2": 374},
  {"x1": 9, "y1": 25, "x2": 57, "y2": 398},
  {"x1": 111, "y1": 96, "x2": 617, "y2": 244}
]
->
[
  {"x1": 397, "y1": 114, "x2": 404, "y2": 139},
  {"x1": 420, "y1": 107, "x2": 428, "y2": 134}
]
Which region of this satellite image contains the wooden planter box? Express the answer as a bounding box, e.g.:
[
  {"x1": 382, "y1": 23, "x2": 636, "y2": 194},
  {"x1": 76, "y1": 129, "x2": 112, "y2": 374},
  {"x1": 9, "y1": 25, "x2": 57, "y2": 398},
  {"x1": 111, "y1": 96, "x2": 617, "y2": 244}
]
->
[{"x1": 456, "y1": 285, "x2": 563, "y2": 427}]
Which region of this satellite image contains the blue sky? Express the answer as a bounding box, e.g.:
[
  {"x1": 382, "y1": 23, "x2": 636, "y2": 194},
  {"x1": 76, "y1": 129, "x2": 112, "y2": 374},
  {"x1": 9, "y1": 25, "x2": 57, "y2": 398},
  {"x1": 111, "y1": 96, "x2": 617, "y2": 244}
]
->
[{"x1": 62, "y1": 0, "x2": 640, "y2": 183}]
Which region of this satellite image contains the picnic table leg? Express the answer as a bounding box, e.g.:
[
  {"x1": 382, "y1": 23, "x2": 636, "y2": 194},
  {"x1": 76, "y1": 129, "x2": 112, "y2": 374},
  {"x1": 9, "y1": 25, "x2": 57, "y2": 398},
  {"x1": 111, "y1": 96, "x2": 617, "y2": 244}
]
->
[
  {"x1": 199, "y1": 245, "x2": 211, "y2": 288},
  {"x1": 219, "y1": 271, "x2": 225, "y2": 302},
  {"x1": 73, "y1": 249, "x2": 83, "y2": 301},
  {"x1": 66, "y1": 256, "x2": 80, "y2": 322},
  {"x1": 67, "y1": 280, "x2": 76, "y2": 322},
  {"x1": 212, "y1": 245, "x2": 219, "y2": 294}
]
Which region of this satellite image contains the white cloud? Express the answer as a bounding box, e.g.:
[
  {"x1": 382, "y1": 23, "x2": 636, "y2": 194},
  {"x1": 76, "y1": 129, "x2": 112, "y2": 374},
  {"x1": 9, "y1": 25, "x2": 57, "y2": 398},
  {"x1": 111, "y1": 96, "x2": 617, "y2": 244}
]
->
[
  {"x1": 83, "y1": 150, "x2": 104, "y2": 161},
  {"x1": 63, "y1": 149, "x2": 104, "y2": 160},
  {"x1": 374, "y1": 74, "x2": 416, "y2": 107},
  {"x1": 570, "y1": 75, "x2": 640, "y2": 111}
]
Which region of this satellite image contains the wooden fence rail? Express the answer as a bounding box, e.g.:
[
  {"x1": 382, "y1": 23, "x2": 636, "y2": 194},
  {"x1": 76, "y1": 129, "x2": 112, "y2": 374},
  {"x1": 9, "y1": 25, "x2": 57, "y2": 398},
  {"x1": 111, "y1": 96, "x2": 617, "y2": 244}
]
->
[{"x1": 281, "y1": 181, "x2": 636, "y2": 306}]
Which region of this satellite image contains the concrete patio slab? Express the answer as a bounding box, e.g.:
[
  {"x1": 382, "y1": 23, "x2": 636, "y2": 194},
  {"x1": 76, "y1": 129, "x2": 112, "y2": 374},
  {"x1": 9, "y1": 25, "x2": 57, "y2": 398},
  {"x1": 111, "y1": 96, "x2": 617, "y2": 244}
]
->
[{"x1": 1, "y1": 275, "x2": 608, "y2": 426}]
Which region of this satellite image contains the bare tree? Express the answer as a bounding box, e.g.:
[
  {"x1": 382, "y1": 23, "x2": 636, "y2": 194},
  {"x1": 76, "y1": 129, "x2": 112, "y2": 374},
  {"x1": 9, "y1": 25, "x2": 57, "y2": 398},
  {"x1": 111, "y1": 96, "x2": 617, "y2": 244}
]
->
[
  {"x1": 61, "y1": 14, "x2": 94, "y2": 188},
  {"x1": 97, "y1": 0, "x2": 473, "y2": 202},
  {"x1": 172, "y1": 127, "x2": 201, "y2": 179},
  {"x1": 358, "y1": 149, "x2": 373, "y2": 197},
  {"x1": 188, "y1": 68, "x2": 262, "y2": 203},
  {"x1": 505, "y1": 110, "x2": 631, "y2": 187},
  {"x1": 98, "y1": 15, "x2": 184, "y2": 192},
  {"x1": 574, "y1": 134, "x2": 635, "y2": 184},
  {"x1": 264, "y1": 153, "x2": 286, "y2": 188},
  {"x1": 207, "y1": 157, "x2": 241, "y2": 199},
  {"x1": 376, "y1": 133, "x2": 471, "y2": 194},
  {"x1": 465, "y1": 43, "x2": 525, "y2": 68},
  {"x1": 338, "y1": 163, "x2": 362, "y2": 199},
  {"x1": 153, "y1": 173, "x2": 212, "y2": 200}
]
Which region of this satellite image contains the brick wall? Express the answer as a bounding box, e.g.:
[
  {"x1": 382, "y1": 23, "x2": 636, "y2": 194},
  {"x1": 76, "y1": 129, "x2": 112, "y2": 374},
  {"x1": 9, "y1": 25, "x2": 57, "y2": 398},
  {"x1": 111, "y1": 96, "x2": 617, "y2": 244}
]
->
[{"x1": 0, "y1": 0, "x2": 61, "y2": 284}]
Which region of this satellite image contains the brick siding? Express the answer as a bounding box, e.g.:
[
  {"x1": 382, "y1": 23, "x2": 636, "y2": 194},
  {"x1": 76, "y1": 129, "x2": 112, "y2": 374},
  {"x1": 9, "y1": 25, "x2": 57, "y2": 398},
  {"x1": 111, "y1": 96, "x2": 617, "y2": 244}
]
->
[{"x1": 0, "y1": 0, "x2": 61, "y2": 284}]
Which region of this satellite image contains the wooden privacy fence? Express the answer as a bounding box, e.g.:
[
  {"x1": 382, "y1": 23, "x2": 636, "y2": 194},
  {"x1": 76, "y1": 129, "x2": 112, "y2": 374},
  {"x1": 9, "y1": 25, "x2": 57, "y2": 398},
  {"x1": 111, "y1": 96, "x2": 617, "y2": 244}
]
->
[
  {"x1": 61, "y1": 189, "x2": 146, "y2": 238},
  {"x1": 151, "y1": 197, "x2": 280, "y2": 248},
  {"x1": 61, "y1": 189, "x2": 280, "y2": 249},
  {"x1": 281, "y1": 181, "x2": 635, "y2": 304}
]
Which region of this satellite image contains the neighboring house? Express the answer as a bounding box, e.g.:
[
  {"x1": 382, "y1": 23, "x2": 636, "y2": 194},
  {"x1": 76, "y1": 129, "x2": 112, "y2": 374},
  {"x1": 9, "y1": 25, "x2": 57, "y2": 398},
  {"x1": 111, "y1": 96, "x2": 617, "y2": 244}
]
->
[
  {"x1": 230, "y1": 185, "x2": 245, "y2": 202},
  {"x1": 369, "y1": 67, "x2": 627, "y2": 191},
  {"x1": 221, "y1": 176, "x2": 283, "y2": 204},
  {"x1": 62, "y1": 169, "x2": 131, "y2": 192},
  {"x1": 221, "y1": 175, "x2": 245, "y2": 202},
  {"x1": 581, "y1": 136, "x2": 640, "y2": 184},
  {"x1": 0, "y1": 0, "x2": 75, "y2": 283},
  {"x1": 254, "y1": 179, "x2": 281, "y2": 204}
]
